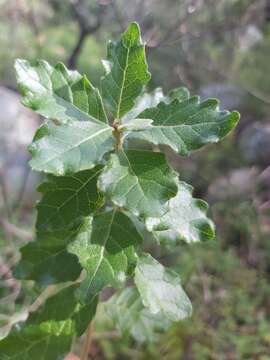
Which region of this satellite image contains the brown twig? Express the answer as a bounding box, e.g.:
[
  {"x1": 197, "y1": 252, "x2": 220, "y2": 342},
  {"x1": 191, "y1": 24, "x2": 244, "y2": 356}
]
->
[
  {"x1": 81, "y1": 322, "x2": 94, "y2": 360},
  {"x1": 0, "y1": 218, "x2": 33, "y2": 241},
  {"x1": 0, "y1": 172, "x2": 11, "y2": 220}
]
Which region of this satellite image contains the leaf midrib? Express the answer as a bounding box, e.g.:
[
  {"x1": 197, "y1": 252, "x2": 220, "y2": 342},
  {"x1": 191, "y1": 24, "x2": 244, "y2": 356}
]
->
[
  {"x1": 38, "y1": 169, "x2": 102, "y2": 230},
  {"x1": 116, "y1": 46, "x2": 130, "y2": 119},
  {"x1": 85, "y1": 209, "x2": 116, "y2": 295},
  {"x1": 37, "y1": 126, "x2": 112, "y2": 168}
]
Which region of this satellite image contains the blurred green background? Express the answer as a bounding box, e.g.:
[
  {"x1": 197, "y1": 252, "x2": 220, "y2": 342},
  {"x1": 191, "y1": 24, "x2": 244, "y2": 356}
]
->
[{"x1": 0, "y1": 1, "x2": 270, "y2": 359}]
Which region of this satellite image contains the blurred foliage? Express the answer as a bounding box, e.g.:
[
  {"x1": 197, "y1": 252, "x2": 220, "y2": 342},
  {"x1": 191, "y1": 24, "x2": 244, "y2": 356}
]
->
[{"x1": 1, "y1": 0, "x2": 270, "y2": 359}]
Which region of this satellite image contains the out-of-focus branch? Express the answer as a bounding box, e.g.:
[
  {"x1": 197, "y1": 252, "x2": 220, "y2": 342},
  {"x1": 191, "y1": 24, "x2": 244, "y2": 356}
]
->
[
  {"x1": 0, "y1": 171, "x2": 11, "y2": 220},
  {"x1": 110, "y1": 0, "x2": 126, "y2": 31},
  {"x1": 67, "y1": 0, "x2": 106, "y2": 68},
  {"x1": 0, "y1": 218, "x2": 33, "y2": 241},
  {"x1": 80, "y1": 322, "x2": 94, "y2": 360}
]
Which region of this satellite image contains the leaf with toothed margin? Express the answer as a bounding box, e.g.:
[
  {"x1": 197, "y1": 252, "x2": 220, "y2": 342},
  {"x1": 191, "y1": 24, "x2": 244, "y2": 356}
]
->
[
  {"x1": 0, "y1": 285, "x2": 98, "y2": 360},
  {"x1": 122, "y1": 87, "x2": 189, "y2": 124},
  {"x1": 15, "y1": 59, "x2": 108, "y2": 124},
  {"x1": 118, "y1": 118, "x2": 153, "y2": 131},
  {"x1": 164, "y1": 86, "x2": 190, "y2": 103},
  {"x1": 101, "y1": 22, "x2": 151, "y2": 118},
  {"x1": 29, "y1": 121, "x2": 115, "y2": 175},
  {"x1": 122, "y1": 87, "x2": 164, "y2": 123},
  {"x1": 135, "y1": 254, "x2": 192, "y2": 321},
  {"x1": 13, "y1": 167, "x2": 103, "y2": 284},
  {"x1": 128, "y1": 94, "x2": 240, "y2": 155},
  {"x1": 68, "y1": 210, "x2": 142, "y2": 301},
  {"x1": 9, "y1": 21, "x2": 241, "y2": 357},
  {"x1": 106, "y1": 287, "x2": 171, "y2": 343},
  {"x1": 98, "y1": 149, "x2": 178, "y2": 219},
  {"x1": 146, "y1": 180, "x2": 215, "y2": 246}
]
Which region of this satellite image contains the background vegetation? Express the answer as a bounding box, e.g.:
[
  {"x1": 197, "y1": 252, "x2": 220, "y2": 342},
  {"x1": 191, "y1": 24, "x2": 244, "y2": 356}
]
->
[{"x1": 0, "y1": 1, "x2": 270, "y2": 359}]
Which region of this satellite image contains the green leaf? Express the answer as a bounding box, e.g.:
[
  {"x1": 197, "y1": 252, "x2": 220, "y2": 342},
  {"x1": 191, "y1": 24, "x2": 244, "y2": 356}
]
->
[
  {"x1": 0, "y1": 285, "x2": 97, "y2": 360},
  {"x1": 36, "y1": 167, "x2": 104, "y2": 232},
  {"x1": 135, "y1": 254, "x2": 192, "y2": 321},
  {"x1": 29, "y1": 121, "x2": 115, "y2": 175},
  {"x1": 122, "y1": 87, "x2": 189, "y2": 123},
  {"x1": 164, "y1": 86, "x2": 190, "y2": 103},
  {"x1": 15, "y1": 59, "x2": 108, "y2": 124},
  {"x1": 13, "y1": 167, "x2": 103, "y2": 284},
  {"x1": 98, "y1": 149, "x2": 178, "y2": 218},
  {"x1": 146, "y1": 180, "x2": 215, "y2": 245},
  {"x1": 101, "y1": 22, "x2": 151, "y2": 118},
  {"x1": 106, "y1": 287, "x2": 171, "y2": 343},
  {"x1": 118, "y1": 118, "x2": 153, "y2": 131},
  {"x1": 122, "y1": 87, "x2": 164, "y2": 123},
  {"x1": 68, "y1": 210, "x2": 142, "y2": 301},
  {"x1": 128, "y1": 95, "x2": 240, "y2": 155},
  {"x1": 13, "y1": 235, "x2": 82, "y2": 285}
]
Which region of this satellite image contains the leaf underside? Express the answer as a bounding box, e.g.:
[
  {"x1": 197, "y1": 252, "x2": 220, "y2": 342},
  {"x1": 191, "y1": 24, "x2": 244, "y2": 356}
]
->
[
  {"x1": 135, "y1": 254, "x2": 192, "y2": 321},
  {"x1": 107, "y1": 287, "x2": 171, "y2": 343},
  {"x1": 29, "y1": 121, "x2": 114, "y2": 175}
]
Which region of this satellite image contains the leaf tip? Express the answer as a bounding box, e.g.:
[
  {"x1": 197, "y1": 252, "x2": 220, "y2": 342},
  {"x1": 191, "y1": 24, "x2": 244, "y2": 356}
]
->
[
  {"x1": 231, "y1": 110, "x2": 241, "y2": 124},
  {"x1": 122, "y1": 21, "x2": 141, "y2": 47}
]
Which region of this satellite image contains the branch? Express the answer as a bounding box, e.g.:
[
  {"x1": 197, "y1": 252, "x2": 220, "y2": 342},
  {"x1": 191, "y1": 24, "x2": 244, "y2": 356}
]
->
[
  {"x1": 111, "y1": 0, "x2": 126, "y2": 32},
  {"x1": 0, "y1": 218, "x2": 33, "y2": 241},
  {"x1": 67, "y1": 0, "x2": 106, "y2": 68},
  {"x1": 68, "y1": 28, "x2": 88, "y2": 69},
  {"x1": 80, "y1": 322, "x2": 94, "y2": 360},
  {"x1": 0, "y1": 171, "x2": 11, "y2": 220}
]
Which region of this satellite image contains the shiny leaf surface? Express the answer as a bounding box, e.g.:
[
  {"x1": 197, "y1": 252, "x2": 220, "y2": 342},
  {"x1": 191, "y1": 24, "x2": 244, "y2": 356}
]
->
[
  {"x1": 98, "y1": 149, "x2": 178, "y2": 218},
  {"x1": 68, "y1": 210, "x2": 142, "y2": 301},
  {"x1": 146, "y1": 180, "x2": 215, "y2": 245},
  {"x1": 15, "y1": 59, "x2": 108, "y2": 124},
  {"x1": 129, "y1": 95, "x2": 240, "y2": 155},
  {"x1": 101, "y1": 22, "x2": 151, "y2": 118}
]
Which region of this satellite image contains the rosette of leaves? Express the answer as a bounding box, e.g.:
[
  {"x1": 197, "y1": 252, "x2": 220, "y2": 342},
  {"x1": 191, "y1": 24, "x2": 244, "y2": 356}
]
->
[{"x1": 0, "y1": 22, "x2": 239, "y2": 359}]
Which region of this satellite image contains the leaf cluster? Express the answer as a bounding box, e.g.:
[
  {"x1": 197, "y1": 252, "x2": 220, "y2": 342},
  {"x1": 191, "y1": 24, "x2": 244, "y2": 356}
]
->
[{"x1": 0, "y1": 22, "x2": 239, "y2": 359}]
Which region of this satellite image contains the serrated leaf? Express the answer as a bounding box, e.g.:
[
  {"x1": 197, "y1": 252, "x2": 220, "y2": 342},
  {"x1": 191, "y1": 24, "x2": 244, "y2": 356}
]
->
[
  {"x1": 29, "y1": 121, "x2": 114, "y2": 175},
  {"x1": 118, "y1": 118, "x2": 153, "y2": 131},
  {"x1": 135, "y1": 254, "x2": 192, "y2": 321},
  {"x1": 98, "y1": 149, "x2": 178, "y2": 218},
  {"x1": 165, "y1": 86, "x2": 190, "y2": 103},
  {"x1": 146, "y1": 180, "x2": 215, "y2": 245},
  {"x1": 122, "y1": 87, "x2": 189, "y2": 123},
  {"x1": 101, "y1": 22, "x2": 151, "y2": 118},
  {"x1": 15, "y1": 59, "x2": 108, "y2": 124},
  {"x1": 0, "y1": 285, "x2": 97, "y2": 360},
  {"x1": 13, "y1": 167, "x2": 103, "y2": 284},
  {"x1": 122, "y1": 87, "x2": 164, "y2": 123},
  {"x1": 107, "y1": 287, "x2": 171, "y2": 343},
  {"x1": 68, "y1": 210, "x2": 142, "y2": 301},
  {"x1": 128, "y1": 95, "x2": 240, "y2": 155}
]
